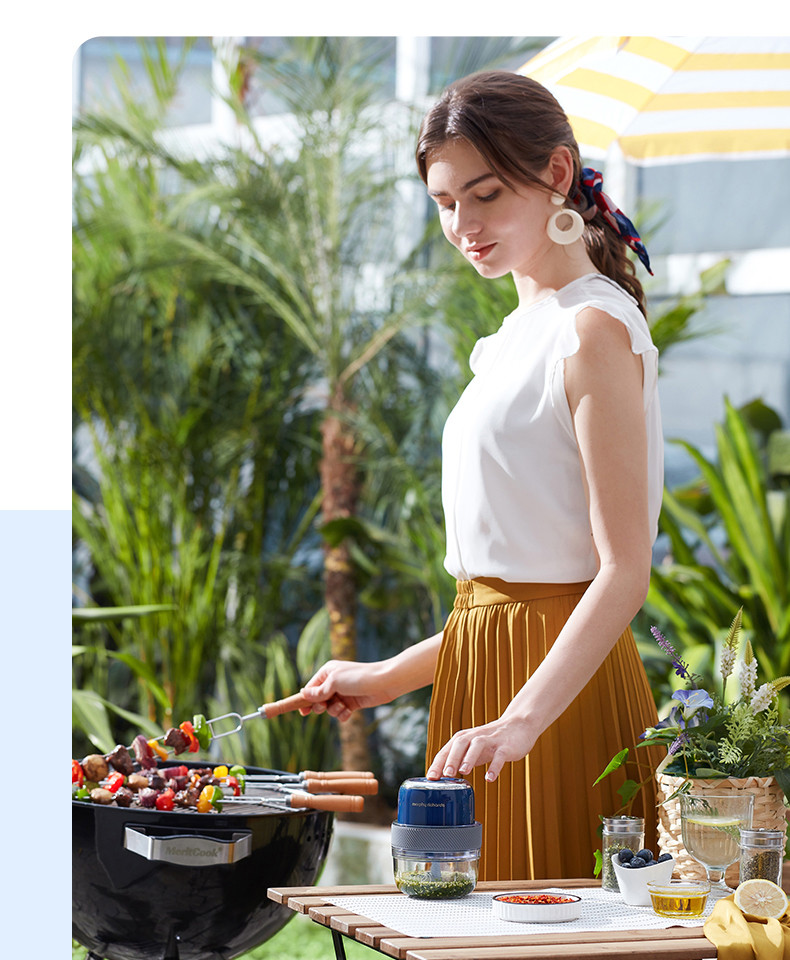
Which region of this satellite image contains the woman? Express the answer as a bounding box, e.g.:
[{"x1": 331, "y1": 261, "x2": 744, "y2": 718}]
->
[{"x1": 300, "y1": 71, "x2": 663, "y2": 881}]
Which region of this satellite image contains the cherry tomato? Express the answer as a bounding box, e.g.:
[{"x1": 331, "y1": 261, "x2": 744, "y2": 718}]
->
[
  {"x1": 72, "y1": 759, "x2": 84, "y2": 787},
  {"x1": 155, "y1": 788, "x2": 175, "y2": 811}
]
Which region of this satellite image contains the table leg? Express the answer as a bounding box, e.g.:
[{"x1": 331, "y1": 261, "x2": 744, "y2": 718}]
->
[{"x1": 331, "y1": 928, "x2": 348, "y2": 960}]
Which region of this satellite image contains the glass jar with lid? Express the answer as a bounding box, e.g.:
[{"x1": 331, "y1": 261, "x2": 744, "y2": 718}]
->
[
  {"x1": 602, "y1": 816, "x2": 645, "y2": 892},
  {"x1": 739, "y1": 828, "x2": 785, "y2": 885}
]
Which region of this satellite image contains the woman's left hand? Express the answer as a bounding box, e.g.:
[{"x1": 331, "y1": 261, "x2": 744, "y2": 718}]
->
[{"x1": 425, "y1": 715, "x2": 536, "y2": 783}]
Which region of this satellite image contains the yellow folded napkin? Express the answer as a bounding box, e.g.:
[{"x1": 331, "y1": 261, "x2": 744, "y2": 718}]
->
[{"x1": 704, "y1": 894, "x2": 790, "y2": 960}]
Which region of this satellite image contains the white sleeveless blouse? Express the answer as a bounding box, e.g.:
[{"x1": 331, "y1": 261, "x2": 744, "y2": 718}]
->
[{"x1": 442, "y1": 273, "x2": 664, "y2": 582}]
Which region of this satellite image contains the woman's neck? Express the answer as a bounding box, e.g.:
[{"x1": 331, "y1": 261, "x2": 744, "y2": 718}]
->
[{"x1": 512, "y1": 244, "x2": 598, "y2": 310}]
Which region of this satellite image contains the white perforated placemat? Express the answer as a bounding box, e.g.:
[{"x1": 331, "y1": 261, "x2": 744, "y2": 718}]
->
[{"x1": 325, "y1": 886, "x2": 729, "y2": 938}]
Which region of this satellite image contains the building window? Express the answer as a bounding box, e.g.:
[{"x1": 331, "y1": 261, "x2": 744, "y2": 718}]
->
[
  {"x1": 428, "y1": 37, "x2": 548, "y2": 94},
  {"x1": 242, "y1": 37, "x2": 397, "y2": 117},
  {"x1": 78, "y1": 37, "x2": 213, "y2": 126}
]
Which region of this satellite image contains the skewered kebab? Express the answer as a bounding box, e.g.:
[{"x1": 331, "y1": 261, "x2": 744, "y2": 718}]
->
[
  {"x1": 129, "y1": 692, "x2": 314, "y2": 768},
  {"x1": 73, "y1": 757, "x2": 379, "y2": 813},
  {"x1": 72, "y1": 691, "x2": 378, "y2": 813}
]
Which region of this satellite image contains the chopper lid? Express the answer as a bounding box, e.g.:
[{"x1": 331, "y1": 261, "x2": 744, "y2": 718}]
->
[{"x1": 396, "y1": 777, "x2": 475, "y2": 827}]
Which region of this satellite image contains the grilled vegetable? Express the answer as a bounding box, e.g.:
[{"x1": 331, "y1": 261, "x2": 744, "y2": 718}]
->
[
  {"x1": 82, "y1": 754, "x2": 110, "y2": 782},
  {"x1": 148, "y1": 739, "x2": 169, "y2": 761},
  {"x1": 155, "y1": 788, "x2": 176, "y2": 811},
  {"x1": 179, "y1": 721, "x2": 200, "y2": 753},
  {"x1": 105, "y1": 772, "x2": 126, "y2": 793},
  {"x1": 193, "y1": 714, "x2": 211, "y2": 750}
]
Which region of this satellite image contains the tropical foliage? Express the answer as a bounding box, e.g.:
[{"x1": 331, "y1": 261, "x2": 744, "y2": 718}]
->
[{"x1": 643, "y1": 398, "x2": 790, "y2": 706}]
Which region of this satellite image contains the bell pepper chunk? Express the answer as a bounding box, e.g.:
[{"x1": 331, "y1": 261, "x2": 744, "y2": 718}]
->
[
  {"x1": 105, "y1": 772, "x2": 126, "y2": 793},
  {"x1": 179, "y1": 721, "x2": 200, "y2": 753},
  {"x1": 148, "y1": 738, "x2": 169, "y2": 761},
  {"x1": 192, "y1": 714, "x2": 212, "y2": 750}
]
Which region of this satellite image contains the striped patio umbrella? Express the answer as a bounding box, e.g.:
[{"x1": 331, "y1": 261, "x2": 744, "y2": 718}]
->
[{"x1": 519, "y1": 36, "x2": 790, "y2": 164}]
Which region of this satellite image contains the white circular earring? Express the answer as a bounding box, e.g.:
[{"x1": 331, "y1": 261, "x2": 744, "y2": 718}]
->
[{"x1": 547, "y1": 193, "x2": 585, "y2": 245}]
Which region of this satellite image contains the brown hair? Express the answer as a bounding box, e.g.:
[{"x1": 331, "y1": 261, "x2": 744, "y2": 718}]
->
[{"x1": 416, "y1": 71, "x2": 647, "y2": 316}]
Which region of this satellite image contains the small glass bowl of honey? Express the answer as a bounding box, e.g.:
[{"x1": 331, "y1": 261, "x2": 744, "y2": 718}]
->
[{"x1": 646, "y1": 879, "x2": 711, "y2": 918}]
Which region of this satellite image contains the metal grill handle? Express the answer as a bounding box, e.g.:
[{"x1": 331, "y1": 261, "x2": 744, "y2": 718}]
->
[{"x1": 124, "y1": 825, "x2": 252, "y2": 866}]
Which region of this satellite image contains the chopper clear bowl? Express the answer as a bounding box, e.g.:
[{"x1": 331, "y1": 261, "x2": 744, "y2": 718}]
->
[{"x1": 392, "y1": 854, "x2": 479, "y2": 898}]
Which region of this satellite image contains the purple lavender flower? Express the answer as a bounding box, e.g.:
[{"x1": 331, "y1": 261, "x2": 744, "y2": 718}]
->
[
  {"x1": 668, "y1": 732, "x2": 690, "y2": 756},
  {"x1": 651, "y1": 626, "x2": 693, "y2": 680}
]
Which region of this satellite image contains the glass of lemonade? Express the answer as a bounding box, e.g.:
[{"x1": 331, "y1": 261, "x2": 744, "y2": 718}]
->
[{"x1": 679, "y1": 794, "x2": 754, "y2": 892}]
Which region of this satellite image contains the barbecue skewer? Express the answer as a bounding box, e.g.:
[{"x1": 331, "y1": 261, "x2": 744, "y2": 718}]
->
[
  {"x1": 242, "y1": 770, "x2": 376, "y2": 784},
  {"x1": 141, "y1": 693, "x2": 316, "y2": 758},
  {"x1": 223, "y1": 792, "x2": 365, "y2": 813},
  {"x1": 244, "y1": 777, "x2": 379, "y2": 796},
  {"x1": 204, "y1": 692, "x2": 314, "y2": 740}
]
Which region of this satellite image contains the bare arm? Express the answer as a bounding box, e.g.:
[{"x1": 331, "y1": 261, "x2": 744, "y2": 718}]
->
[
  {"x1": 299, "y1": 630, "x2": 443, "y2": 721},
  {"x1": 428, "y1": 307, "x2": 653, "y2": 781}
]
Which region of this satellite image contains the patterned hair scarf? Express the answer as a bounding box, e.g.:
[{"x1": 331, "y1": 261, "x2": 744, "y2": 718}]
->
[{"x1": 571, "y1": 167, "x2": 653, "y2": 275}]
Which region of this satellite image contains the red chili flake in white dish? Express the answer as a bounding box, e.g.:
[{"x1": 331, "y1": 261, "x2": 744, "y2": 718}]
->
[{"x1": 497, "y1": 894, "x2": 576, "y2": 904}]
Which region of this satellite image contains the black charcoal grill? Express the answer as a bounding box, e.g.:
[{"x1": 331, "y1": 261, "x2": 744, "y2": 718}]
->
[{"x1": 72, "y1": 763, "x2": 334, "y2": 960}]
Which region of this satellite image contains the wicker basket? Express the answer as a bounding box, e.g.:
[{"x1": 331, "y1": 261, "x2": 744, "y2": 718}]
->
[{"x1": 656, "y1": 773, "x2": 788, "y2": 886}]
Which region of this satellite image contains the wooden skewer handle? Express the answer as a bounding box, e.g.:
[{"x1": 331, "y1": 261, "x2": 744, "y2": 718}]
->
[
  {"x1": 287, "y1": 792, "x2": 364, "y2": 812},
  {"x1": 301, "y1": 770, "x2": 375, "y2": 779},
  {"x1": 302, "y1": 778, "x2": 379, "y2": 795},
  {"x1": 259, "y1": 693, "x2": 313, "y2": 718}
]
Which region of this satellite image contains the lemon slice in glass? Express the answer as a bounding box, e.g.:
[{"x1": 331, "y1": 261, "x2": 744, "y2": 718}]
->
[{"x1": 734, "y1": 879, "x2": 789, "y2": 919}]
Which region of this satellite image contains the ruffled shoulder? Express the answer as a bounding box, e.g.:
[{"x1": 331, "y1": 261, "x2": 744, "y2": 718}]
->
[{"x1": 550, "y1": 275, "x2": 659, "y2": 437}]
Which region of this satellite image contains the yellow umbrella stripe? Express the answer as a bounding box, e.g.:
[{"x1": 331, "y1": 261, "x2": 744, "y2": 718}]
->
[
  {"x1": 525, "y1": 36, "x2": 627, "y2": 85},
  {"x1": 556, "y1": 69, "x2": 658, "y2": 110},
  {"x1": 566, "y1": 115, "x2": 620, "y2": 153},
  {"x1": 677, "y1": 52, "x2": 790, "y2": 72},
  {"x1": 640, "y1": 90, "x2": 790, "y2": 112},
  {"x1": 618, "y1": 36, "x2": 692, "y2": 69},
  {"x1": 620, "y1": 127, "x2": 790, "y2": 159}
]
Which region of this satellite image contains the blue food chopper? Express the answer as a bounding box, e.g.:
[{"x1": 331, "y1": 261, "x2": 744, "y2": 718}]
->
[{"x1": 391, "y1": 777, "x2": 482, "y2": 898}]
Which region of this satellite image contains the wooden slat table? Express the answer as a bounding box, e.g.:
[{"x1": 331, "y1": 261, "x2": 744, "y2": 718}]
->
[
  {"x1": 269, "y1": 878, "x2": 712, "y2": 960},
  {"x1": 271, "y1": 864, "x2": 790, "y2": 960}
]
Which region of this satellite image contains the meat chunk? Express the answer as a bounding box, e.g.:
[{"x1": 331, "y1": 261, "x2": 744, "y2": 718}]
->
[
  {"x1": 106, "y1": 744, "x2": 134, "y2": 776},
  {"x1": 163, "y1": 727, "x2": 190, "y2": 754},
  {"x1": 114, "y1": 787, "x2": 134, "y2": 807},
  {"x1": 131, "y1": 735, "x2": 157, "y2": 770}
]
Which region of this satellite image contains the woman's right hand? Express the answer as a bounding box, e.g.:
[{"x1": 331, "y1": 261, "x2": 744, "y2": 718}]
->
[{"x1": 299, "y1": 659, "x2": 393, "y2": 722}]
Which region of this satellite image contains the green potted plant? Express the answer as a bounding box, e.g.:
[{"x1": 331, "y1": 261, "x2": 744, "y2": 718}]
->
[{"x1": 597, "y1": 609, "x2": 790, "y2": 882}]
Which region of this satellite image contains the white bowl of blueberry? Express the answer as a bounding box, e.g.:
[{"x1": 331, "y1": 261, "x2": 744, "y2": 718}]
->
[{"x1": 611, "y1": 848, "x2": 675, "y2": 906}]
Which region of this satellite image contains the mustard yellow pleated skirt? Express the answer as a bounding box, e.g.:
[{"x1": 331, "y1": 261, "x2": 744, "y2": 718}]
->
[{"x1": 425, "y1": 578, "x2": 663, "y2": 882}]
